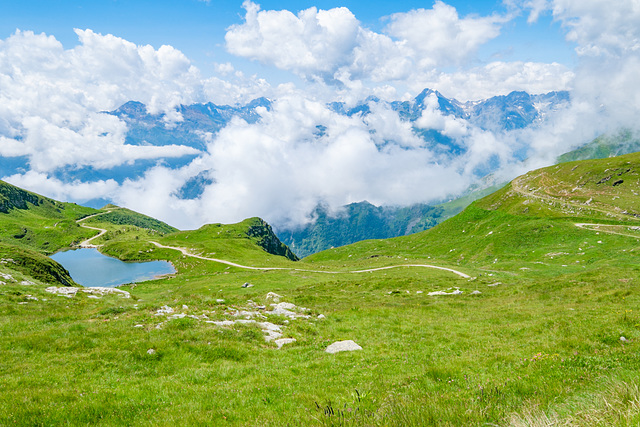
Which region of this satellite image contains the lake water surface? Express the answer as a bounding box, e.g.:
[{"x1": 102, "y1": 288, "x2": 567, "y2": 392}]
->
[{"x1": 50, "y1": 248, "x2": 175, "y2": 287}]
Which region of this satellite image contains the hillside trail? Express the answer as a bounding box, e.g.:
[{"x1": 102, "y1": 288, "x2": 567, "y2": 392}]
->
[
  {"x1": 510, "y1": 175, "x2": 636, "y2": 222},
  {"x1": 510, "y1": 174, "x2": 640, "y2": 242},
  {"x1": 149, "y1": 241, "x2": 471, "y2": 279},
  {"x1": 574, "y1": 223, "x2": 640, "y2": 239},
  {"x1": 76, "y1": 210, "x2": 113, "y2": 247}
]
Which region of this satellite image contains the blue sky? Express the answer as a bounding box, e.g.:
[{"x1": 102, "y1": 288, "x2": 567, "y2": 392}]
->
[{"x1": 1, "y1": 0, "x2": 575, "y2": 85}]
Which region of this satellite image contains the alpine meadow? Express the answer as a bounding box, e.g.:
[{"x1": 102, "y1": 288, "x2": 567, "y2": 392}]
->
[{"x1": 2, "y1": 1, "x2": 640, "y2": 426}]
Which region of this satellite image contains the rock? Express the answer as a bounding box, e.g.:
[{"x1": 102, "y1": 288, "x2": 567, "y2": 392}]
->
[
  {"x1": 45, "y1": 287, "x2": 79, "y2": 298},
  {"x1": 275, "y1": 338, "x2": 296, "y2": 349},
  {"x1": 81, "y1": 287, "x2": 130, "y2": 298},
  {"x1": 416, "y1": 291, "x2": 423, "y2": 294},
  {"x1": 326, "y1": 340, "x2": 363, "y2": 354},
  {"x1": 258, "y1": 322, "x2": 283, "y2": 341},
  {"x1": 155, "y1": 305, "x2": 174, "y2": 316},
  {"x1": 471, "y1": 290, "x2": 482, "y2": 295},
  {"x1": 274, "y1": 302, "x2": 296, "y2": 310},
  {"x1": 147, "y1": 349, "x2": 156, "y2": 355},
  {"x1": 242, "y1": 282, "x2": 254, "y2": 288},
  {"x1": 134, "y1": 324, "x2": 144, "y2": 328},
  {"x1": 266, "y1": 292, "x2": 281, "y2": 303},
  {"x1": 268, "y1": 302, "x2": 310, "y2": 319},
  {"x1": 620, "y1": 336, "x2": 628, "y2": 342},
  {"x1": 182, "y1": 305, "x2": 188, "y2": 310},
  {"x1": 317, "y1": 314, "x2": 326, "y2": 319},
  {"x1": 167, "y1": 313, "x2": 187, "y2": 320},
  {"x1": 216, "y1": 299, "x2": 225, "y2": 303},
  {"x1": 428, "y1": 289, "x2": 463, "y2": 296}
]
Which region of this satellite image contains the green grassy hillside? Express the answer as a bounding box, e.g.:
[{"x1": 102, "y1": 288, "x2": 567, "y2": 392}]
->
[
  {"x1": 0, "y1": 180, "x2": 99, "y2": 254},
  {"x1": 557, "y1": 129, "x2": 640, "y2": 163},
  {"x1": 1, "y1": 154, "x2": 640, "y2": 426}
]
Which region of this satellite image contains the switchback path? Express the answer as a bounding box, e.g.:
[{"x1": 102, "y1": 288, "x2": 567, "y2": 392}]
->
[
  {"x1": 150, "y1": 241, "x2": 471, "y2": 279},
  {"x1": 510, "y1": 175, "x2": 640, "y2": 238},
  {"x1": 575, "y1": 223, "x2": 640, "y2": 239},
  {"x1": 510, "y1": 175, "x2": 638, "y2": 222},
  {"x1": 76, "y1": 211, "x2": 112, "y2": 247}
]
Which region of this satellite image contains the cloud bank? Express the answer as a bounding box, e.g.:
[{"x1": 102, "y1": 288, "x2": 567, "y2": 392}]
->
[{"x1": 1, "y1": 1, "x2": 640, "y2": 232}]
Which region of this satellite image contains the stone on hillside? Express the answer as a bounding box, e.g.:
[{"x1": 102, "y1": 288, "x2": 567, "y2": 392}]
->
[
  {"x1": 45, "y1": 287, "x2": 79, "y2": 298},
  {"x1": 317, "y1": 314, "x2": 326, "y2": 319},
  {"x1": 168, "y1": 313, "x2": 187, "y2": 320},
  {"x1": 428, "y1": 289, "x2": 463, "y2": 296},
  {"x1": 82, "y1": 287, "x2": 130, "y2": 298},
  {"x1": 471, "y1": 290, "x2": 482, "y2": 295},
  {"x1": 155, "y1": 305, "x2": 174, "y2": 316},
  {"x1": 266, "y1": 292, "x2": 281, "y2": 303},
  {"x1": 258, "y1": 322, "x2": 283, "y2": 341},
  {"x1": 147, "y1": 349, "x2": 156, "y2": 355},
  {"x1": 242, "y1": 282, "x2": 254, "y2": 288},
  {"x1": 275, "y1": 338, "x2": 296, "y2": 349},
  {"x1": 326, "y1": 340, "x2": 363, "y2": 354}
]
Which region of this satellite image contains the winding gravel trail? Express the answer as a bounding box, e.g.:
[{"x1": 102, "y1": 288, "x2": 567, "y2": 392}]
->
[
  {"x1": 76, "y1": 211, "x2": 111, "y2": 247},
  {"x1": 574, "y1": 223, "x2": 640, "y2": 239},
  {"x1": 150, "y1": 241, "x2": 471, "y2": 279}
]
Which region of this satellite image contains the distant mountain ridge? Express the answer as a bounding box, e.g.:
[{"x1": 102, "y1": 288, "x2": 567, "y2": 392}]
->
[
  {"x1": 329, "y1": 89, "x2": 570, "y2": 131},
  {"x1": 277, "y1": 201, "x2": 444, "y2": 258},
  {"x1": 107, "y1": 97, "x2": 271, "y2": 151},
  {"x1": 557, "y1": 129, "x2": 640, "y2": 163}
]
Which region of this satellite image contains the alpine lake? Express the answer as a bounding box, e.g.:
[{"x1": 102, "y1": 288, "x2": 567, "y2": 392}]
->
[{"x1": 50, "y1": 247, "x2": 175, "y2": 287}]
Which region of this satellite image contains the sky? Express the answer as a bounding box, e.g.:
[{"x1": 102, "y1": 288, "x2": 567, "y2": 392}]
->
[{"x1": 1, "y1": 1, "x2": 639, "y2": 230}]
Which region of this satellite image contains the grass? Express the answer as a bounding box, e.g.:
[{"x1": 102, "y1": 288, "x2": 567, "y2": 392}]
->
[{"x1": 0, "y1": 154, "x2": 640, "y2": 425}]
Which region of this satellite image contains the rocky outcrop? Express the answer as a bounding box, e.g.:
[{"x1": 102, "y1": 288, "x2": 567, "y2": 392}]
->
[
  {"x1": 245, "y1": 218, "x2": 299, "y2": 261},
  {"x1": 0, "y1": 181, "x2": 42, "y2": 213}
]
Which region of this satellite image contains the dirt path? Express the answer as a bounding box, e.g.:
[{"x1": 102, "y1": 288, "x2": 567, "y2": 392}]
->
[
  {"x1": 575, "y1": 223, "x2": 640, "y2": 239},
  {"x1": 510, "y1": 175, "x2": 636, "y2": 221},
  {"x1": 150, "y1": 241, "x2": 471, "y2": 279},
  {"x1": 76, "y1": 211, "x2": 111, "y2": 247},
  {"x1": 510, "y1": 175, "x2": 640, "y2": 239}
]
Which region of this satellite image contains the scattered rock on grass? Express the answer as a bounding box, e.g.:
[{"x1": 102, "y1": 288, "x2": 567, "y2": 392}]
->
[
  {"x1": 275, "y1": 338, "x2": 296, "y2": 349},
  {"x1": 326, "y1": 340, "x2": 362, "y2": 354},
  {"x1": 45, "y1": 287, "x2": 79, "y2": 298},
  {"x1": 82, "y1": 287, "x2": 130, "y2": 298},
  {"x1": 428, "y1": 289, "x2": 463, "y2": 296},
  {"x1": 266, "y1": 292, "x2": 281, "y2": 303},
  {"x1": 155, "y1": 305, "x2": 174, "y2": 316}
]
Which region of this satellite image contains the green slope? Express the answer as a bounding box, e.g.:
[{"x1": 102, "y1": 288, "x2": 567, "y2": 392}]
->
[
  {"x1": 159, "y1": 217, "x2": 298, "y2": 263},
  {"x1": 0, "y1": 180, "x2": 99, "y2": 254},
  {"x1": 1, "y1": 155, "x2": 640, "y2": 425},
  {"x1": 95, "y1": 206, "x2": 179, "y2": 234},
  {"x1": 558, "y1": 129, "x2": 640, "y2": 163},
  {"x1": 309, "y1": 151, "x2": 640, "y2": 266}
]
